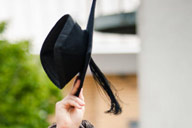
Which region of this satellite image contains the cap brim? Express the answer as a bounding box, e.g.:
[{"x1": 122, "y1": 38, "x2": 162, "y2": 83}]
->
[{"x1": 75, "y1": 0, "x2": 96, "y2": 96}]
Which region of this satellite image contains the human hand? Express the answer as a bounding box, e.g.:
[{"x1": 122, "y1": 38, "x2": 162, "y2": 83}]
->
[{"x1": 55, "y1": 78, "x2": 85, "y2": 128}]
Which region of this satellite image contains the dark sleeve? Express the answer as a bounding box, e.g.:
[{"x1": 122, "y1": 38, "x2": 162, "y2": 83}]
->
[
  {"x1": 48, "y1": 120, "x2": 94, "y2": 128},
  {"x1": 80, "y1": 120, "x2": 94, "y2": 128},
  {"x1": 48, "y1": 123, "x2": 56, "y2": 128}
]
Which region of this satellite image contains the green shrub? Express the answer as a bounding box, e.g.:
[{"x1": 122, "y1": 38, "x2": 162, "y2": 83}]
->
[{"x1": 0, "y1": 21, "x2": 62, "y2": 128}]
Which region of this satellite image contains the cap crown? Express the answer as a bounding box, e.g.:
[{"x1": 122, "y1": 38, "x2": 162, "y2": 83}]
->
[
  {"x1": 54, "y1": 16, "x2": 88, "y2": 88},
  {"x1": 40, "y1": 15, "x2": 88, "y2": 88}
]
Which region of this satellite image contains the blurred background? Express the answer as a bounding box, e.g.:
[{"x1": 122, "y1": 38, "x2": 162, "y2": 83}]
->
[{"x1": 0, "y1": 0, "x2": 192, "y2": 128}]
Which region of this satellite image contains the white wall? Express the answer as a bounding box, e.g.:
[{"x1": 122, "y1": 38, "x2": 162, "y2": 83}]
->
[
  {"x1": 91, "y1": 54, "x2": 137, "y2": 74},
  {"x1": 138, "y1": 0, "x2": 192, "y2": 127}
]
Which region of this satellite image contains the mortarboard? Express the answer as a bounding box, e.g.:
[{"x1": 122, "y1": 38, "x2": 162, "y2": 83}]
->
[{"x1": 40, "y1": 0, "x2": 121, "y2": 114}]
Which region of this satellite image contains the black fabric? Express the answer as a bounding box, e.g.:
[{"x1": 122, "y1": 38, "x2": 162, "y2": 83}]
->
[
  {"x1": 54, "y1": 21, "x2": 88, "y2": 88},
  {"x1": 74, "y1": 0, "x2": 96, "y2": 96},
  {"x1": 40, "y1": 15, "x2": 71, "y2": 87},
  {"x1": 40, "y1": 0, "x2": 122, "y2": 115},
  {"x1": 80, "y1": 120, "x2": 94, "y2": 128},
  {"x1": 48, "y1": 120, "x2": 94, "y2": 128}
]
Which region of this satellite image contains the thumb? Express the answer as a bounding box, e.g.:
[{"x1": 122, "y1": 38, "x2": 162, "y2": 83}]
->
[
  {"x1": 70, "y1": 79, "x2": 81, "y2": 95},
  {"x1": 79, "y1": 88, "x2": 84, "y2": 101}
]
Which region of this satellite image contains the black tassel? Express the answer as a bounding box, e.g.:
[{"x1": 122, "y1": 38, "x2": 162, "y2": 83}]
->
[{"x1": 89, "y1": 58, "x2": 122, "y2": 115}]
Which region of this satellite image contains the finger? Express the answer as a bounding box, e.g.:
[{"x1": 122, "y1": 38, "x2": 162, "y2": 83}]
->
[
  {"x1": 73, "y1": 75, "x2": 79, "y2": 86},
  {"x1": 65, "y1": 100, "x2": 83, "y2": 109},
  {"x1": 70, "y1": 79, "x2": 81, "y2": 95},
  {"x1": 79, "y1": 88, "x2": 84, "y2": 101},
  {"x1": 68, "y1": 95, "x2": 85, "y2": 106}
]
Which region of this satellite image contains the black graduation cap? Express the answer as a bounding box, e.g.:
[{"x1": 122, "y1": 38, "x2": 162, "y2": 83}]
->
[{"x1": 40, "y1": 0, "x2": 121, "y2": 114}]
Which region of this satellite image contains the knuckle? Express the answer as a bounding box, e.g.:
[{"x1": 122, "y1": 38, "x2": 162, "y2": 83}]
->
[{"x1": 55, "y1": 101, "x2": 61, "y2": 107}]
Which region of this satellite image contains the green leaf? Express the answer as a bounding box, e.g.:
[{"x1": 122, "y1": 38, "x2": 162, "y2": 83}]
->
[
  {"x1": 0, "y1": 21, "x2": 62, "y2": 128},
  {"x1": 0, "y1": 21, "x2": 7, "y2": 34}
]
